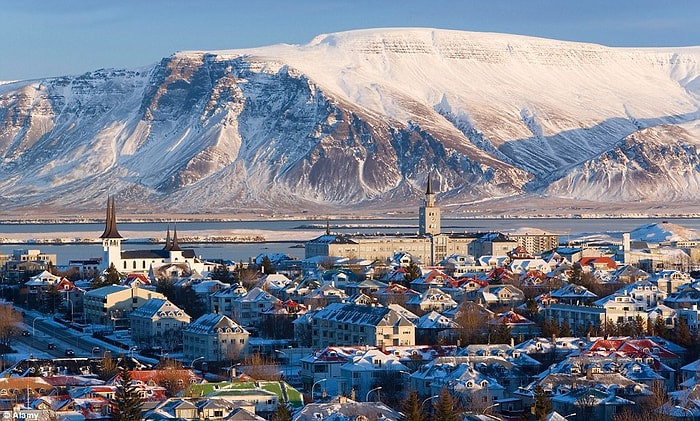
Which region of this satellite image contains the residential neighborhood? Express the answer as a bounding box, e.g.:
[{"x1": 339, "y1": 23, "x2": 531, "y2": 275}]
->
[{"x1": 3, "y1": 189, "x2": 700, "y2": 421}]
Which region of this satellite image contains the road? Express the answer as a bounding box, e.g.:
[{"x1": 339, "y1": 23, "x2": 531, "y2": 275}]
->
[{"x1": 20, "y1": 313, "x2": 109, "y2": 359}]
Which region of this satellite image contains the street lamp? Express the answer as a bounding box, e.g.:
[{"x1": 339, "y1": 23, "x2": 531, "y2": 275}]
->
[
  {"x1": 275, "y1": 349, "x2": 288, "y2": 379},
  {"x1": 366, "y1": 386, "x2": 382, "y2": 402},
  {"x1": 483, "y1": 402, "x2": 500, "y2": 414},
  {"x1": 311, "y1": 378, "x2": 327, "y2": 402},
  {"x1": 31, "y1": 316, "x2": 42, "y2": 348},
  {"x1": 32, "y1": 316, "x2": 42, "y2": 337},
  {"x1": 68, "y1": 299, "x2": 74, "y2": 324},
  {"x1": 191, "y1": 356, "x2": 204, "y2": 369},
  {"x1": 421, "y1": 395, "x2": 439, "y2": 411},
  {"x1": 675, "y1": 406, "x2": 693, "y2": 418}
]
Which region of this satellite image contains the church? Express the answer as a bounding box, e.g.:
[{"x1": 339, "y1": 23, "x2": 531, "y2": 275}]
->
[
  {"x1": 100, "y1": 197, "x2": 207, "y2": 276},
  {"x1": 304, "y1": 177, "x2": 478, "y2": 265}
]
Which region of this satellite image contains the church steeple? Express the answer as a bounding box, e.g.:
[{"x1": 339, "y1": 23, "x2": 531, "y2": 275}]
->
[
  {"x1": 100, "y1": 196, "x2": 122, "y2": 239},
  {"x1": 163, "y1": 225, "x2": 172, "y2": 250},
  {"x1": 170, "y1": 225, "x2": 182, "y2": 251}
]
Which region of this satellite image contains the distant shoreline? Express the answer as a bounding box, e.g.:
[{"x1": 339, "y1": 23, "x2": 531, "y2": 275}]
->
[{"x1": 0, "y1": 213, "x2": 697, "y2": 225}]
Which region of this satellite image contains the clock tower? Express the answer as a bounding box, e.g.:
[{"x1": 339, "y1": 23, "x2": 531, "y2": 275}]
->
[{"x1": 418, "y1": 176, "x2": 440, "y2": 235}]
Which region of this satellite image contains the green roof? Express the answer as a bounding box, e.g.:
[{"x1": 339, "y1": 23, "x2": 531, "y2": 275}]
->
[{"x1": 183, "y1": 381, "x2": 303, "y2": 408}]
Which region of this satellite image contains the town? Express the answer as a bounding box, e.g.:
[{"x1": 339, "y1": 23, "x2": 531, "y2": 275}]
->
[{"x1": 1, "y1": 183, "x2": 700, "y2": 421}]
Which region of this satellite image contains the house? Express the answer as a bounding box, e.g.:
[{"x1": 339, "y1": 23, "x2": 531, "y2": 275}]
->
[
  {"x1": 83, "y1": 284, "x2": 166, "y2": 330},
  {"x1": 478, "y1": 284, "x2": 526, "y2": 307},
  {"x1": 129, "y1": 298, "x2": 191, "y2": 349},
  {"x1": 410, "y1": 269, "x2": 454, "y2": 293},
  {"x1": 405, "y1": 287, "x2": 458, "y2": 313},
  {"x1": 210, "y1": 283, "x2": 247, "y2": 315},
  {"x1": 293, "y1": 396, "x2": 401, "y2": 421},
  {"x1": 309, "y1": 303, "x2": 416, "y2": 349},
  {"x1": 489, "y1": 311, "x2": 537, "y2": 337},
  {"x1": 182, "y1": 313, "x2": 250, "y2": 362},
  {"x1": 300, "y1": 283, "x2": 347, "y2": 309},
  {"x1": 550, "y1": 283, "x2": 598, "y2": 305},
  {"x1": 338, "y1": 348, "x2": 409, "y2": 401},
  {"x1": 373, "y1": 282, "x2": 420, "y2": 307},
  {"x1": 299, "y1": 346, "x2": 378, "y2": 396},
  {"x1": 650, "y1": 269, "x2": 694, "y2": 294},
  {"x1": 415, "y1": 311, "x2": 461, "y2": 344},
  {"x1": 231, "y1": 287, "x2": 281, "y2": 328}
]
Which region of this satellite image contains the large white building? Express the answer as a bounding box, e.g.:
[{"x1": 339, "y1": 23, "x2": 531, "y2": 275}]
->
[
  {"x1": 99, "y1": 196, "x2": 207, "y2": 275},
  {"x1": 304, "y1": 177, "x2": 558, "y2": 265}
]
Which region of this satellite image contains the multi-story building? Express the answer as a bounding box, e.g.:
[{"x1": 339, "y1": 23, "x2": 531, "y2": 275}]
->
[
  {"x1": 299, "y1": 346, "x2": 378, "y2": 396},
  {"x1": 338, "y1": 348, "x2": 409, "y2": 401},
  {"x1": 506, "y1": 232, "x2": 560, "y2": 256},
  {"x1": 304, "y1": 178, "x2": 477, "y2": 265},
  {"x1": 129, "y1": 298, "x2": 191, "y2": 348},
  {"x1": 310, "y1": 303, "x2": 415, "y2": 349},
  {"x1": 83, "y1": 284, "x2": 166, "y2": 329},
  {"x1": 182, "y1": 313, "x2": 250, "y2": 362},
  {"x1": 231, "y1": 287, "x2": 281, "y2": 328}
]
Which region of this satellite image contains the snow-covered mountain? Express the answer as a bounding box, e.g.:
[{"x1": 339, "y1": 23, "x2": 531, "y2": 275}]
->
[{"x1": 1, "y1": 28, "x2": 699, "y2": 218}]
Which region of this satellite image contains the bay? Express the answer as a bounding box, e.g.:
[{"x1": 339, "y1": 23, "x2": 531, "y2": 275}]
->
[{"x1": 1, "y1": 217, "x2": 698, "y2": 266}]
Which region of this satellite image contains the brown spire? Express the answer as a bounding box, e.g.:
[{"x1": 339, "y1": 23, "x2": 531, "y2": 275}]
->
[
  {"x1": 100, "y1": 196, "x2": 122, "y2": 239},
  {"x1": 170, "y1": 224, "x2": 182, "y2": 251},
  {"x1": 426, "y1": 175, "x2": 434, "y2": 195},
  {"x1": 163, "y1": 225, "x2": 172, "y2": 250}
]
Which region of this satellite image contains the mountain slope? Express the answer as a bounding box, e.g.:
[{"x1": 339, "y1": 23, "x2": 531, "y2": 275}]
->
[{"x1": 0, "y1": 28, "x2": 699, "y2": 217}]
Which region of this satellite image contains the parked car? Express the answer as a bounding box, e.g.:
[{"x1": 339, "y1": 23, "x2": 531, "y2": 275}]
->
[
  {"x1": 47, "y1": 343, "x2": 56, "y2": 350},
  {"x1": 64, "y1": 349, "x2": 75, "y2": 356},
  {"x1": 21, "y1": 330, "x2": 30, "y2": 336}
]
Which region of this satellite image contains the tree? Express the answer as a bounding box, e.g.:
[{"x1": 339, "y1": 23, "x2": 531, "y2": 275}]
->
[
  {"x1": 403, "y1": 262, "x2": 422, "y2": 287},
  {"x1": 433, "y1": 387, "x2": 458, "y2": 421},
  {"x1": 44, "y1": 284, "x2": 63, "y2": 314},
  {"x1": 270, "y1": 402, "x2": 292, "y2": 421},
  {"x1": 0, "y1": 303, "x2": 23, "y2": 348},
  {"x1": 155, "y1": 278, "x2": 176, "y2": 300},
  {"x1": 559, "y1": 319, "x2": 572, "y2": 337},
  {"x1": 533, "y1": 383, "x2": 551, "y2": 421},
  {"x1": 399, "y1": 390, "x2": 427, "y2": 421},
  {"x1": 110, "y1": 364, "x2": 143, "y2": 421},
  {"x1": 241, "y1": 353, "x2": 281, "y2": 381},
  {"x1": 91, "y1": 264, "x2": 122, "y2": 289},
  {"x1": 98, "y1": 351, "x2": 120, "y2": 381},
  {"x1": 155, "y1": 358, "x2": 191, "y2": 397},
  {"x1": 568, "y1": 263, "x2": 583, "y2": 285},
  {"x1": 260, "y1": 256, "x2": 276, "y2": 275},
  {"x1": 673, "y1": 317, "x2": 692, "y2": 348},
  {"x1": 455, "y1": 301, "x2": 489, "y2": 344},
  {"x1": 105, "y1": 263, "x2": 122, "y2": 284},
  {"x1": 210, "y1": 264, "x2": 233, "y2": 283}
]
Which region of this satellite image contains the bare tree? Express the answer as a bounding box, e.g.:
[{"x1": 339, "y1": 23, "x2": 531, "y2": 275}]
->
[
  {"x1": 241, "y1": 353, "x2": 282, "y2": 381},
  {"x1": 0, "y1": 303, "x2": 23, "y2": 347},
  {"x1": 155, "y1": 359, "x2": 192, "y2": 397}
]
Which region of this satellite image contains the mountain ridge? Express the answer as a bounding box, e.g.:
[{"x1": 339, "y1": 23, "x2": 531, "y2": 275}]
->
[{"x1": 0, "y1": 28, "x2": 699, "y2": 219}]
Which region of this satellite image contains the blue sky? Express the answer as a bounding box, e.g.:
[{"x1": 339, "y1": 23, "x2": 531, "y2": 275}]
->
[{"x1": 1, "y1": 0, "x2": 699, "y2": 81}]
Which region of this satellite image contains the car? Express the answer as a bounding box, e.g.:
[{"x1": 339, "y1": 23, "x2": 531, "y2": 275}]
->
[
  {"x1": 47, "y1": 343, "x2": 56, "y2": 350},
  {"x1": 64, "y1": 349, "x2": 75, "y2": 356},
  {"x1": 21, "y1": 330, "x2": 30, "y2": 336}
]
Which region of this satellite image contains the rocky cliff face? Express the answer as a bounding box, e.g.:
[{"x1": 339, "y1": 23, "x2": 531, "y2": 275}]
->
[{"x1": 0, "y1": 28, "x2": 699, "y2": 217}]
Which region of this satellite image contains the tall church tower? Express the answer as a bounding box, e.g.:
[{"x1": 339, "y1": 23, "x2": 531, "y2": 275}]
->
[
  {"x1": 100, "y1": 196, "x2": 123, "y2": 270},
  {"x1": 418, "y1": 175, "x2": 441, "y2": 235}
]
